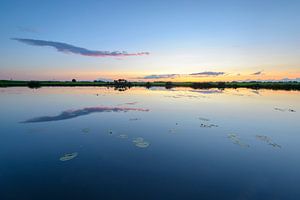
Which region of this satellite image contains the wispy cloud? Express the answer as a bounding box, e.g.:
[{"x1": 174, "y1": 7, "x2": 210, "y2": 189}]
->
[
  {"x1": 17, "y1": 26, "x2": 38, "y2": 33},
  {"x1": 96, "y1": 77, "x2": 113, "y2": 82},
  {"x1": 251, "y1": 70, "x2": 263, "y2": 75},
  {"x1": 189, "y1": 71, "x2": 225, "y2": 76},
  {"x1": 280, "y1": 77, "x2": 300, "y2": 82},
  {"x1": 21, "y1": 106, "x2": 149, "y2": 123},
  {"x1": 140, "y1": 71, "x2": 226, "y2": 79},
  {"x1": 12, "y1": 38, "x2": 150, "y2": 57},
  {"x1": 143, "y1": 74, "x2": 179, "y2": 79}
]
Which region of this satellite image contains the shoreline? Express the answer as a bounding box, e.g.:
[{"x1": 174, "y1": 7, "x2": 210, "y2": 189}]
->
[{"x1": 1, "y1": 80, "x2": 300, "y2": 90}]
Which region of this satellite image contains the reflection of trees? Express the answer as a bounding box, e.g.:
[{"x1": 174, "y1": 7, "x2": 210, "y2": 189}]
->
[
  {"x1": 165, "y1": 82, "x2": 174, "y2": 89},
  {"x1": 114, "y1": 86, "x2": 130, "y2": 91},
  {"x1": 113, "y1": 79, "x2": 132, "y2": 91},
  {"x1": 191, "y1": 82, "x2": 212, "y2": 89},
  {"x1": 146, "y1": 82, "x2": 152, "y2": 89}
]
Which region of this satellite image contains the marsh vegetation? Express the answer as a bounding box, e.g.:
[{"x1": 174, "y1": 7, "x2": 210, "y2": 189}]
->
[{"x1": 1, "y1": 80, "x2": 300, "y2": 90}]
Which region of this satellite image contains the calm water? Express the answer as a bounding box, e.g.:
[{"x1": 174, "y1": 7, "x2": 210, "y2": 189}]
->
[{"x1": 0, "y1": 87, "x2": 300, "y2": 200}]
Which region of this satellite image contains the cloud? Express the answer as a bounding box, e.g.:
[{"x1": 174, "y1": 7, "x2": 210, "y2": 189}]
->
[
  {"x1": 189, "y1": 71, "x2": 225, "y2": 76},
  {"x1": 140, "y1": 71, "x2": 226, "y2": 79},
  {"x1": 96, "y1": 77, "x2": 113, "y2": 82},
  {"x1": 143, "y1": 74, "x2": 179, "y2": 79},
  {"x1": 12, "y1": 38, "x2": 150, "y2": 57},
  {"x1": 279, "y1": 77, "x2": 300, "y2": 82},
  {"x1": 17, "y1": 26, "x2": 38, "y2": 33},
  {"x1": 21, "y1": 106, "x2": 149, "y2": 123},
  {"x1": 251, "y1": 71, "x2": 263, "y2": 75}
]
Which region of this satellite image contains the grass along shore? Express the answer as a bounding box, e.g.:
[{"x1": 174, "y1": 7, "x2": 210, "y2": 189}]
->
[{"x1": 1, "y1": 80, "x2": 300, "y2": 90}]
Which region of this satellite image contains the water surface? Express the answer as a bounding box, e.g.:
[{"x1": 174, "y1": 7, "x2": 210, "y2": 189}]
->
[{"x1": 0, "y1": 87, "x2": 300, "y2": 200}]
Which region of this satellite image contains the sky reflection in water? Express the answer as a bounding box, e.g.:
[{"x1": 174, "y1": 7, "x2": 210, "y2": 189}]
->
[
  {"x1": 0, "y1": 87, "x2": 300, "y2": 200},
  {"x1": 22, "y1": 106, "x2": 149, "y2": 123}
]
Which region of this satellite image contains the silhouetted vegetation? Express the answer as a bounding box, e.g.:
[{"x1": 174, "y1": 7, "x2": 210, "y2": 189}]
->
[
  {"x1": 27, "y1": 81, "x2": 41, "y2": 89},
  {"x1": 1, "y1": 80, "x2": 300, "y2": 90},
  {"x1": 165, "y1": 82, "x2": 174, "y2": 89},
  {"x1": 217, "y1": 82, "x2": 226, "y2": 89},
  {"x1": 191, "y1": 82, "x2": 214, "y2": 89},
  {"x1": 145, "y1": 82, "x2": 152, "y2": 88},
  {"x1": 113, "y1": 79, "x2": 132, "y2": 91},
  {"x1": 72, "y1": 79, "x2": 77, "y2": 82}
]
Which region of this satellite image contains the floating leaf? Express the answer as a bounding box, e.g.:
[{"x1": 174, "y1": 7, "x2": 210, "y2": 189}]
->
[
  {"x1": 198, "y1": 117, "x2": 210, "y2": 121},
  {"x1": 81, "y1": 128, "x2": 90, "y2": 133},
  {"x1": 132, "y1": 137, "x2": 150, "y2": 148},
  {"x1": 256, "y1": 135, "x2": 281, "y2": 148},
  {"x1": 129, "y1": 118, "x2": 141, "y2": 121},
  {"x1": 168, "y1": 128, "x2": 177, "y2": 133},
  {"x1": 132, "y1": 137, "x2": 144, "y2": 143},
  {"x1": 228, "y1": 134, "x2": 249, "y2": 148},
  {"x1": 135, "y1": 141, "x2": 150, "y2": 148},
  {"x1": 274, "y1": 107, "x2": 285, "y2": 111},
  {"x1": 274, "y1": 107, "x2": 296, "y2": 113},
  {"x1": 118, "y1": 134, "x2": 128, "y2": 139},
  {"x1": 59, "y1": 152, "x2": 78, "y2": 161},
  {"x1": 200, "y1": 123, "x2": 218, "y2": 128}
]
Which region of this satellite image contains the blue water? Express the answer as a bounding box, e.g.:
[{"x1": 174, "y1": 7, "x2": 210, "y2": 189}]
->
[{"x1": 0, "y1": 87, "x2": 300, "y2": 200}]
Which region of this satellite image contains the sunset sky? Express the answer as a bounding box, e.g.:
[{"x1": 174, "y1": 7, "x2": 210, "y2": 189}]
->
[{"x1": 0, "y1": 0, "x2": 299, "y2": 82}]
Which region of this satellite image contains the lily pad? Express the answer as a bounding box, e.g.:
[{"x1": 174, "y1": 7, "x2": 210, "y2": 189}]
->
[
  {"x1": 228, "y1": 134, "x2": 249, "y2": 148},
  {"x1": 59, "y1": 152, "x2": 78, "y2": 161},
  {"x1": 135, "y1": 141, "x2": 150, "y2": 148},
  {"x1": 268, "y1": 143, "x2": 282, "y2": 148},
  {"x1": 256, "y1": 135, "x2": 271, "y2": 142},
  {"x1": 168, "y1": 128, "x2": 177, "y2": 133},
  {"x1": 200, "y1": 123, "x2": 218, "y2": 128},
  {"x1": 274, "y1": 107, "x2": 285, "y2": 111},
  {"x1": 256, "y1": 135, "x2": 281, "y2": 148},
  {"x1": 274, "y1": 107, "x2": 296, "y2": 113},
  {"x1": 129, "y1": 118, "x2": 141, "y2": 121},
  {"x1": 82, "y1": 128, "x2": 90, "y2": 133},
  {"x1": 132, "y1": 137, "x2": 150, "y2": 148},
  {"x1": 198, "y1": 117, "x2": 210, "y2": 121},
  {"x1": 118, "y1": 134, "x2": 128, "y2": 139},
  {"x1": 132, "y1": 137, "x2": 144, "y2": 143}
]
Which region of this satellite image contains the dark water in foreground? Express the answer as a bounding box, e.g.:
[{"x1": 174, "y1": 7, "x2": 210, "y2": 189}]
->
[{"x1": 0, "y1": 87, "x2": 300, "y2": 200}]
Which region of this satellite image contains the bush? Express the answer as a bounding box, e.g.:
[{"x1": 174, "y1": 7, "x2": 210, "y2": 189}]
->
[
  {"x1": 27, "y1": 81, "x2": 41, "y2": 89},
  {"x1": 165, "y1": 82, "x2": 173, "y2": 89}
]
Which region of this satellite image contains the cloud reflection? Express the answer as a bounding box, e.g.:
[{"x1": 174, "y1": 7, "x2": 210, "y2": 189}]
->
[
  {"x1": 190, "y1": 89, "x2": 223, "y2": 94},
  {"x1": 22, "y1": 106, "x2": 149, "y2": 123}
]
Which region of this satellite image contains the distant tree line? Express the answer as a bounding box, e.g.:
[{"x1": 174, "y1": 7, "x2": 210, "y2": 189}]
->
[{"x1": 1, "y1": 79, "x2": 300, "y2": 90}]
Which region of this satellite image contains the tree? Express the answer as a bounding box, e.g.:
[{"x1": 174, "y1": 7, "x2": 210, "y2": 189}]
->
[
  {"x1": 165, "y1": 82, "x2": 173, "y2": 89},
  {"x1": 146, "y1": 82, "x2": 152, "y2": 88},
  {"x1": 72, "y1": 79, "x2": 77, "y2": 82},
  {"x1": 27, "y1": 81, "x2": 41, "y2": 89}
]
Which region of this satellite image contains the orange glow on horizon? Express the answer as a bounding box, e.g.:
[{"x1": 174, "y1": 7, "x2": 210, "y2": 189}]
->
[{"x1": 1, "y1": 68, "x2": 299, "y2": 82}]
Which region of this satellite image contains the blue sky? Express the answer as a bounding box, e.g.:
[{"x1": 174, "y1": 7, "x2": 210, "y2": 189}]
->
[{"x1": 0, "y1": 0, "x2": 299, "y2": 81}]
